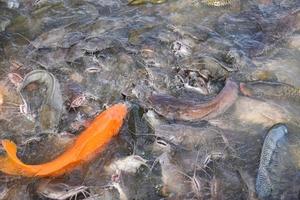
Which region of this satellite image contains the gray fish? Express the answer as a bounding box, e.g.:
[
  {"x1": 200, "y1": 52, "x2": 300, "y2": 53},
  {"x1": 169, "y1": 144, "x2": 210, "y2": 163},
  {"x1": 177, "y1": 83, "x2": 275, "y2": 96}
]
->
[
  {"x1": 256, "y1": 124, "x2": 300, "y2": 200},
  {"x1": 36, "y1": 180, "x2": 90, "y2": 200},
  {"x1": 18, "y1": 70, "x2": 64, "y2": 132}
]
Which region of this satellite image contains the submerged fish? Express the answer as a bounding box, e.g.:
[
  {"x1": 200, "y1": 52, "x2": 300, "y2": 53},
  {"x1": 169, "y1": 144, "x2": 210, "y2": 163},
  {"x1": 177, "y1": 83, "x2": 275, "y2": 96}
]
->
[
  {"x1": 105, "y1": 155, "x2": 148, "y2": 174},
  {"x1": 153, "y1": 123, "x2": 224, "y2": 150},
  {"x1": 36, "y1": 180, "x2": 90, "y2": 200},
  {"x1": 158, "y1": 152, "x2": 189, "y2": 197},
  {"x1": 256, "y1": 125, "x2": 287, "y2": 199},
  {"x1": 201, "y1": 0, "x2": 234, "y2": 6},
  {"x1": 19, "y1": 70, "x2": 64, "y2": 131},
  {"x1": 256, "y1": 124, "x2": 299, "y2": 199},
  {"x1": 0, "y1": 103, "x2": 127, "y2": 177},
  {"x1": 240, "y1": 81, "x2": 300, "y2": 103},
  {"x1": 149, "y1": 79, "x2": 238, "y2": 121},
  {"x1": 128, "y1": 0, "x2": 166, "y2": 5}
]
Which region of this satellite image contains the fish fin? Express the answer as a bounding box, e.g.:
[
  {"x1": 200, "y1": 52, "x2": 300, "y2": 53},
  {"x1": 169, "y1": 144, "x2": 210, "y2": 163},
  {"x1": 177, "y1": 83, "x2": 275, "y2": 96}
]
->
[
  {"x1": 0, "y1": 140, "x2": 24, "y2": 175},
  {"x1": 0, "y1": 140, "x2": 36, "y2": 176},
  {"x1": 0, "y1": 155, "x2": 22, "y2": 175},
  {"x1": 2, "y1": 140, "x2": 26, "y2": 167}
]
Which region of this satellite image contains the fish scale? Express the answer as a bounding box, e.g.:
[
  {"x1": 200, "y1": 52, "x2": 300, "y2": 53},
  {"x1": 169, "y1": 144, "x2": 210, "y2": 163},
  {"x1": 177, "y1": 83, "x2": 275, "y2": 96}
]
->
[
  {"x1": 201, "y1": 0, "x2": 233, "y2": 7},
  {"x1": 241, "y1": 81, "x2": 300, "y2": 103},
  {"x1": 256, "y1": 124, "x2": 287, "y2": 199}
]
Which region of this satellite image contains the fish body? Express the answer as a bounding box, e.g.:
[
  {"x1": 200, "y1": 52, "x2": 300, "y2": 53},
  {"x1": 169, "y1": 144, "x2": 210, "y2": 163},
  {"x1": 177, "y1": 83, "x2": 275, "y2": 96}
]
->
[
  {"x1": 256, "y1": 124, "x2": 288, "y2": 199},
  {"x1": 128, "y1": 0, "x2": 166, "y2": 5},
  {"x1": 153, "y1": 123, "x2": 223, "y2": 150},
  {"x1": 240, "y1": 81, "x2": 300, "y2": 103},
  {"x1": 202, "y1": 0, "x2": 234, "y2": 6},
  {"x1": 0, "y1": 103, "x2": 127, "y2": 177},
  {"x1": 37, "y1": 181, "x2": 89, "y2": 200},
  {"x1": 149, "y1": 79, "x2": 238, "y2": 121},
  {"x1": 19, "y1": 70, "x2": 62, "y2": 112},
  {"x1": 158, "y1": 152, "x2": 189, "y2": 197},
  {"x1": 105, "y1": 155, "x2": 147, "y2": 174},
  {"x1": 19, "y1": 70, "x2": 64, "y2": 130}
]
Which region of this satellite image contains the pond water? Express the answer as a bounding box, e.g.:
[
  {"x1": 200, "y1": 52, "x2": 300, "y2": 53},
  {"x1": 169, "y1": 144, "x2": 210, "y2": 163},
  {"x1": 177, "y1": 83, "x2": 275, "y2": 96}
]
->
[{"x1": 0, "y1": 0, "x2": 300, "y2": 199}]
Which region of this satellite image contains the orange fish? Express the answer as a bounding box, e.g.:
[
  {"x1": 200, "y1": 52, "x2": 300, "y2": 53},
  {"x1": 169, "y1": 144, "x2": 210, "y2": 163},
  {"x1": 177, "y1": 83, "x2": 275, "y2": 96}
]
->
[{"x1": 0, "y1": 103, "x2": 127, "y2": 177}]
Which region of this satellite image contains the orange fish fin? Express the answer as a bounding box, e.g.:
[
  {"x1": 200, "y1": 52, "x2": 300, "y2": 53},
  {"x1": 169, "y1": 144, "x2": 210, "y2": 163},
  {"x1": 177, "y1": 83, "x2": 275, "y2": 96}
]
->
[
  {"x1": 1, "y1": 140, "x2": 37, "y2": 176},
  {"x1": 0, "y1": 155, "x2": 23, "y2": 176},
  {"x1": 2, "y1": 140, "x2": 26, "y2": 167}
]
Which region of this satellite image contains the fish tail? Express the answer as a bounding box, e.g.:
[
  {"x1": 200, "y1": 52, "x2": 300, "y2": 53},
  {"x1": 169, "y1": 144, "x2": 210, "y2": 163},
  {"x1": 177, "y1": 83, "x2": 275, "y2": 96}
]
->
[
  {"x1": 0, "y1": 140, "x2": 37, "y2": 176},
  {"x1": 0, "y1": 154, "x2": 22, "y2": 176}
]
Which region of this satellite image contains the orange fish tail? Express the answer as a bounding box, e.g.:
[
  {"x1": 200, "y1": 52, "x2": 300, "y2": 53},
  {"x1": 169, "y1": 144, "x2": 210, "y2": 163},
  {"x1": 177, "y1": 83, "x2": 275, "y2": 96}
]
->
[{"x1": 0, "y1": 140, "x2": 38, "y2": 177}]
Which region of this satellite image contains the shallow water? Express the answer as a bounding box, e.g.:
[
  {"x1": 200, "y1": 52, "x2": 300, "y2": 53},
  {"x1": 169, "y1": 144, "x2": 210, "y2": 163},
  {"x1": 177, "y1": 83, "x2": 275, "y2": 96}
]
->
[{"x1": 0, "y1": 0, "x2": 300, "y2": 199}]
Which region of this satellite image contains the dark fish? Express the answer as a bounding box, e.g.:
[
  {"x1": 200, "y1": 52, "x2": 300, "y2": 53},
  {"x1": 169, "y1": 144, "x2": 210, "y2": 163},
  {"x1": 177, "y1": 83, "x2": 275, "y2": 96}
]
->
[
  {"x1": 149, "y1": 79, "x2": 238, "y2": 121},
  {"x1": 60, "y1": 32, "x2": 86, "y2": 49}
]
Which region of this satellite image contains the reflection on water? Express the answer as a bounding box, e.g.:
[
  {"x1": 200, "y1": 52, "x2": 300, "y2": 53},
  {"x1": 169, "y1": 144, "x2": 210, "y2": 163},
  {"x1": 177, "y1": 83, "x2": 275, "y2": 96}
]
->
[{"x1": 0, "y1": 0, "x2": 300, "y2": 199}]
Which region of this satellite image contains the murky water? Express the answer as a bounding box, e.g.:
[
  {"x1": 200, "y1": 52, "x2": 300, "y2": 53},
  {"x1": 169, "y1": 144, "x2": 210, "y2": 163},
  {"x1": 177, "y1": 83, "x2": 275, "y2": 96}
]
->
[{"x1": 0, "y1": 0, "x2": 300, "y2": 199}]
